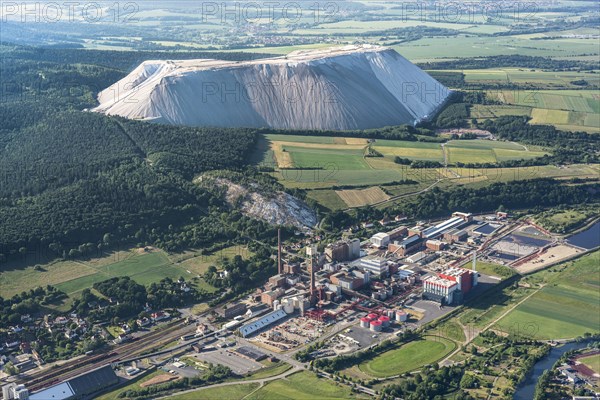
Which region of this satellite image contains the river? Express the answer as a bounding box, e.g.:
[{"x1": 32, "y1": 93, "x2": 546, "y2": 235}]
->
[{"x1": 513, "y1": 342, "x2": 589, "y2": 400}]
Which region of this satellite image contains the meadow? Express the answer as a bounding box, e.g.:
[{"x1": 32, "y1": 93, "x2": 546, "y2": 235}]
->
[
  {"x1": 245, "y1": 371, "x2": 368, "y2": 400},
  {"x1": 358, "y1": 336, "x2": 456, "y2": 378},
  {"x1": 494, "y1": 251, "x2": 600, "y2": 340},
  {"x1": 0, "y1": 245, "x2": 251, "y2": 301}
]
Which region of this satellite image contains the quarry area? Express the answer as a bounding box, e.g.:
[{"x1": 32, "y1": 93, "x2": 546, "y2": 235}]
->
[{"x1": 92, "y1": 45, "x2": 451, "y2": 130}]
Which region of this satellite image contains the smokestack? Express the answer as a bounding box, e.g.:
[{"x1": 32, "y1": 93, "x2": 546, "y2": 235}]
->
[
  {"x1": 277, "y1": 228, "x2": 282, "y2": 275},
  {"x1": 472, "y1": 251, "x2": 477, "y2": 271},
  {"x1": 307, "y1": 244, "x2": 317, "y2": 304}
]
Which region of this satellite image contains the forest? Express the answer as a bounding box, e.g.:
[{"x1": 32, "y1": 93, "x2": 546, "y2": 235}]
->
[{"x1": 0, "y1": 44, "x2": 268, "y2": 262}]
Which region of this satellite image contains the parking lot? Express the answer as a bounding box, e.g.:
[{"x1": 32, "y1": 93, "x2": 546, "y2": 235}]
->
[{"x1": 194, "y1": 347, "x2": 263, "y2": 375}]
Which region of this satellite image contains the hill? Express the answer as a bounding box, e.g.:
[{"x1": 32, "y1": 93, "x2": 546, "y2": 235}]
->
[{"x1": 93, "y1": 45, "x2": 451, "y2": 130}]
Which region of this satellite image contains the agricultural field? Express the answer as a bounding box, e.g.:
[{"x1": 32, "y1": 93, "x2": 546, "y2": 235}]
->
[
  {"x1": 245, "y1": 371, "x2": 368, "y2": 400},
  {"x1": 486, "y1": 89, "x2": 600, "y2": 132},
  {"x1": 457, "y1": 69, "x2": 600, "y2": 89},
  {"x1": 357, "y1": 337, "x2": 456, "y2": 378},
  {"x1": 258, "y1": 133, "x2": 549, "y2": 190},
  {"x1": 494, "y1": 251, "x2": 600, "y2": 340},
  {"x1": 254, "y1": 133, "x2": 600, "y2": 210},
  {"x1": 336, "y1": 186, "x2": 390, "y2": 208}
]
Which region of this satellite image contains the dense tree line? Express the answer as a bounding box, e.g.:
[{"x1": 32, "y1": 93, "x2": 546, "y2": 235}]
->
[
  {"x1": 257, "y1": 125, "x2": 440, "y2": 142},
  {"x1": 427, "y1": 71, "x2": 466, "y2": 88},
  {"x1": 479, "y1": 116, "x2": 600, "y2": 164},
  {"x1": 434, "y1": 103, "x2": 469, "y2": 128},
  {"x1": 1, "y1": 43, "x2": 274, "y2": 71},
  {"x1": 319, "y1": 179, "x2": 600, "y2": 232},
  {"x1": 419, "y1": 55, "x2": 598, "y2": 71}
]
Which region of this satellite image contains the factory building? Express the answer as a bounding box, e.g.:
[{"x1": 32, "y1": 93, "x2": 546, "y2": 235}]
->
[
  {"x1": 452, "y1": 212, "x2": 473, "y2": 222},
  {"x1": 324, "y1": 239, "x2": 361, "y2": 262},
  {"x1": 360, "y1": 256, "x2": 389, "y2": 276},
  {"x1": 388, "y1": 225, "x2": 408, "y2": 241},
  {"x1": 438, "y1": 267, "x2": 478, "y2": 294},
  {"x1": 388, "y1": 234, "x2": 423, "y2": 256},
  {"x1": 370, "y1": 232, "x2": 390, "y2": 248},
  {"x1": 268, "y1": 274, "x2": 286, "y2": 288},
  {"x1": 408, "y1": 226, "x2": 425, "y2": 238},
  {"x1": 215, "y1": 302, "x2": 247, "y2": 319},
  {"x1": 261, "y1": 289, "x2": 284, "y2": 307},
  {"x1": 443, "y1": 228, "x2": 468, "y2": 243},
  {"x1": 423, "y1": 267, "x2": 478, "y2": 305},
  {"x1": 283, "y1": 262, "x2": 300, "y2": 274},
  {"x1": 330, "y1": 271, "x2": 365, "y2": 290},
  {"x1": 421, "y1": 216, "x2": 467, "y2": 239},
  {"x1": 422, "y1": 275, "x2": 459, "y2": 304},
  {"x1": 426, "y1": 239, "x2": 446, "y2": 251}
]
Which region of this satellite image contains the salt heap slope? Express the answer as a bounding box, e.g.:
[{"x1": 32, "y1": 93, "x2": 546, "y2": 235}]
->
[{"x1": 93, "y1": 45, "x2": 451, "y2": 130}]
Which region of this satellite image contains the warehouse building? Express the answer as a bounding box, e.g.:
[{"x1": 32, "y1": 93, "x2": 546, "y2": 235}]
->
[
  {"x1": 238, "y1": 309, "x2": 287, "y2": 338},
  {"x1": 370, "y1": 233, "x2": 390, "y2": 248},
  {"x1": 29, "y1": 365, "x2": 118, "y2": 400}
]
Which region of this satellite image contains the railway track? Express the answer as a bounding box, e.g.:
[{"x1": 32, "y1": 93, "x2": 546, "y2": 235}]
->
[{"x1": 23, "y1": 319, "x2": 192, "y2": 392}]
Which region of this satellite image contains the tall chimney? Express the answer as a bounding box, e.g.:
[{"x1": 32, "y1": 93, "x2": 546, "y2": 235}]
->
[
  {"x1": 472, "y1": 251, "x2": 477, "y2": 271},
  {"x1": 277, "y1": 228, "x2": 282, "y2": 275},
  {"x1": 307, "y1": 244, "x2": 317, "y2": 304}
]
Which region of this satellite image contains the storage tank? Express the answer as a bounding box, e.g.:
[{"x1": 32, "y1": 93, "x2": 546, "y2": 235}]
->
[
  {"x1": 273, "y1": 300, "x2": 281, "y2": 310},
  {"x1": 370, "y1": 320, "x2": 382, "y2": 332},
  {"x1": 378, "y1": 315, "x2": 390, "y2": 327},
  {"x1": 395, "y1": 310, "x2": 408, "y2": 322},
  {"x1": 367, "y1": 313, "x2": 378, "y2": 320},
  {"x1": 283, "y1": 300, "x2": 294, "y2": 314},
  {"x1": 386, "y1": 310, "x2": 395, "y2": 318},
  {"x1": 360, "y1": 317, "x2": 371, "y2": 328}
]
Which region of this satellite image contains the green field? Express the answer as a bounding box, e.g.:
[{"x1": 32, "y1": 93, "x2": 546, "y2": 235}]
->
[
  {"x1": 286, "y1": 146, "x2": 370, "y2": 170},
  {"x1": 245, "y1": 371, "x2": 367, "y2": 400},
  {"x1": 495, "y1": 251, "x2": 600, "y2": 340},
  {"x1": 168, "y1": 383, "x2": 261, "y2": 400},
  {"x1": 0, "y1": 246, "x2": 254, "y2": 301},
  {"x1": 253, "y1": 133, "x2": 600, "y2": 210},
  {"x1": 258, "y1": 134, "x2": 551, "y2": 194},
  {"x1": 373, "y1": 140, "x2": 444, "y2": 162},
  {"x1": 471, "y1": 261, "x2": 517, "y2": 280},
  {"x1": 485, "y1": 89, "x2": 600, "y2": 132},
  {"x1": 358, "y1": 337, "x2": 456, "y2": 377}
]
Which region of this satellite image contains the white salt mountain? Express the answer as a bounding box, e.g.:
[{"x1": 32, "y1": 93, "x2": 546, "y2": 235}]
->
[{"x1": 93, "y1": 45, "x2": 451, "y2": 130}]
